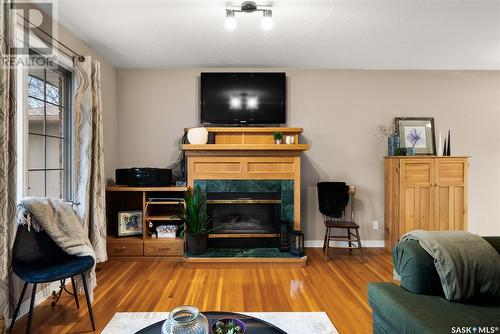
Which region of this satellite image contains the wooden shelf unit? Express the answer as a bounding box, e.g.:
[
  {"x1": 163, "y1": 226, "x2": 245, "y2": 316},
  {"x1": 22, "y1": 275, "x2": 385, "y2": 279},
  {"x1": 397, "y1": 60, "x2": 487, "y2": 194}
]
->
[{"x1": 106, "y1": 186, "x2": 187, "y2": 258}]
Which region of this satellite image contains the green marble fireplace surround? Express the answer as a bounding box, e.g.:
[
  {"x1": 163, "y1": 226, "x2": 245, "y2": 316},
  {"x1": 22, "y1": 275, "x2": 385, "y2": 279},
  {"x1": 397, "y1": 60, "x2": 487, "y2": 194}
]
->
[{"x1": 194, "y1": 180, "x2": 294, "y2": 223}]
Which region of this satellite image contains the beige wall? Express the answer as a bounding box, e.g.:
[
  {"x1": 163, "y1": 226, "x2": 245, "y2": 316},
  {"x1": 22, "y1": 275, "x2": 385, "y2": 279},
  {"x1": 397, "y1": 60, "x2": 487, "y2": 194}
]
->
[
  {"x1": 116, "y1": 69, "x2": 500, "y2": 241},
  {"x1": 56, "y1": 23, "x2": 118, "y2": 182}
]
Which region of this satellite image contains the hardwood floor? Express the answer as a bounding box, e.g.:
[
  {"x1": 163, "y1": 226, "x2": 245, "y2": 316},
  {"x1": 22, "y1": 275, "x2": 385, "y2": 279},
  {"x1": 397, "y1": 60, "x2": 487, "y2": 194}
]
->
[{"x1": 10, "y1": 248, "x2": 393, "y2": 334}]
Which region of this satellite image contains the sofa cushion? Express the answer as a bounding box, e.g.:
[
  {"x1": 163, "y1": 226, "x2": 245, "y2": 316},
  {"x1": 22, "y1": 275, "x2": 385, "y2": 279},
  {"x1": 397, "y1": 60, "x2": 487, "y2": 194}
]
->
[{"x1": 368, "y1": 283, "x2": 500, "y2": 334}]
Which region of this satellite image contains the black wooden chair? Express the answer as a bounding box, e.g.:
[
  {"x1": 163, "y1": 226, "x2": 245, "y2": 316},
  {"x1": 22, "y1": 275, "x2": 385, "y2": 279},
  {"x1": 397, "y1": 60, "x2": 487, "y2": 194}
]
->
[
  {"x1": 9, "y1": 224, "x2": 95, "y2": 334},
  {"x1": 317, "y1": 182, "x2": 364, "y2": 262}
]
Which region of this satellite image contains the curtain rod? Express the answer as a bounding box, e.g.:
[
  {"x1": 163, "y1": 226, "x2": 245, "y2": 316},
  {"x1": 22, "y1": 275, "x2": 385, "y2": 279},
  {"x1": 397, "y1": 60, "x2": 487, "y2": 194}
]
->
[{"x1": 17, "y1": 13, "x2": 85, "y2": 62}]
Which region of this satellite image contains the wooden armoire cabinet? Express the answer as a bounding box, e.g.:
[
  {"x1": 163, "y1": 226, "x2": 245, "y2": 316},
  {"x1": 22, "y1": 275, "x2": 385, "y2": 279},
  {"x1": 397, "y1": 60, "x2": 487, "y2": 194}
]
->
[{"x1": 384, "y1": 156, "x2": 469, "y2": 251}]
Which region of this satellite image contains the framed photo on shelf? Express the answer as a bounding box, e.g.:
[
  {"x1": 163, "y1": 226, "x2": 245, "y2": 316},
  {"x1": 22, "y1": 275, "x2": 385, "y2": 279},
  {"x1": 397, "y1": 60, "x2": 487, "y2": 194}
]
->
[
  {"x1": 118, "y1": 211, "x2": 143, "y2": 237},
  {"x1": 395, "y1": 117, "x2": 436, "y2": 155}
]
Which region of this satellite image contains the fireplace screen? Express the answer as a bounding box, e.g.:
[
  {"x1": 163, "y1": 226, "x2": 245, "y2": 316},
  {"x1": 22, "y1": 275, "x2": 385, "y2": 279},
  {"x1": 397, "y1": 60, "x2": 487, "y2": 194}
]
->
[{"x1": 207, "y1": 192, "x2": 281, "y2": 234}]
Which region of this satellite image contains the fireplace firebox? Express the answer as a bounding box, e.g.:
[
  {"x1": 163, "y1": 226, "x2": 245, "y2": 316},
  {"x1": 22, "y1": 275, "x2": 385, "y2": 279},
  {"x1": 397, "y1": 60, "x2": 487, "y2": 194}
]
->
[{"x1": 207, "y1": 191, "x2": 281, "y2": 247}]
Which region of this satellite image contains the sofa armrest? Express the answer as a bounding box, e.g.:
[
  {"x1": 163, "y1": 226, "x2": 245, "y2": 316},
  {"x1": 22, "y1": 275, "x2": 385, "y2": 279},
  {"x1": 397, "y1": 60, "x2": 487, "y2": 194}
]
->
[{"x1": 393, "y1": 239, "x2": 443, "y2": 295}]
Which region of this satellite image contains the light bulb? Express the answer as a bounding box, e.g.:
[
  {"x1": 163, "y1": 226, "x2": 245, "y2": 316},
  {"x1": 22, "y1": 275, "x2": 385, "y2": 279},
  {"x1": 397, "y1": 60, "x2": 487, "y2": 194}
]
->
[
  {"x1": 225, "y1": 10, "x2": 236, "y2": 31},
  {"x1": 261, "y1": 10, "x2": 273, "y2": 31}
]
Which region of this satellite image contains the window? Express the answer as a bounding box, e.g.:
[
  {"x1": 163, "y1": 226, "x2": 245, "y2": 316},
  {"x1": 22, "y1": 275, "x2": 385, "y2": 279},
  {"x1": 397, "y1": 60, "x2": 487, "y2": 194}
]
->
[{"x1": 26, "y1": 65, "x2": 72, "y2": 199}]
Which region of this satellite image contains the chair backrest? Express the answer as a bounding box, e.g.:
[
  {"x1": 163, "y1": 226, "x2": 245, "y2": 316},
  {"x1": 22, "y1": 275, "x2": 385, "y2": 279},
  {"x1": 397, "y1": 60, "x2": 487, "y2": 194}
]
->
[
  {"x1": 12, "y1": 224, "x2": 68, "y2": 267},
  {"x1": 317, "y1": 182, "x2": 352, "y2": 219}
]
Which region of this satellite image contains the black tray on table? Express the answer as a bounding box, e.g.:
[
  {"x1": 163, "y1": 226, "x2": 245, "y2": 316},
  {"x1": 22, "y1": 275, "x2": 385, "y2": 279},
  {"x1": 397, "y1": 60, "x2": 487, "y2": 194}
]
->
[{"x1": 135, "y1": 311, "x2": 287, "y2": 334}]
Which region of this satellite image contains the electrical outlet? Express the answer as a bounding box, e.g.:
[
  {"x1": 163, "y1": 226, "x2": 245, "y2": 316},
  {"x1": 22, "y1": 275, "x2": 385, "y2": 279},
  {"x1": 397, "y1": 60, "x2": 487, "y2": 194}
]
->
[{"x1": 372, "y1": 220, "x2": 380, "y2": 230}]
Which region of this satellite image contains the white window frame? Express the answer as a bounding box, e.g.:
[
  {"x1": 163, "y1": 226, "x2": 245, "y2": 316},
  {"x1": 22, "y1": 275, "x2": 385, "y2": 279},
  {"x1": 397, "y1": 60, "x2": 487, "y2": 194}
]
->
[{"x1": 16, "y1": 25, "x2": 75, "y2": 201}]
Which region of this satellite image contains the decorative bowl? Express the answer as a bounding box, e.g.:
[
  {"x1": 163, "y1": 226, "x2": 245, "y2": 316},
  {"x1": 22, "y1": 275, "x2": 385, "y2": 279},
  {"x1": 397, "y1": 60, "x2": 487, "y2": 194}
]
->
[{"x1": 211, "y1": 318, "x2": 246, "y2": 334}]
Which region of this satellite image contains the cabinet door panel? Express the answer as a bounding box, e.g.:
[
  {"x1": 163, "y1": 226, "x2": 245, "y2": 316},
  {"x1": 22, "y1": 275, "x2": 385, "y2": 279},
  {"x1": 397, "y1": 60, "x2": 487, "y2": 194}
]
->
[
  {"x1": 403, "y1": 187, "x2": 433, "y2": 232},
  {"x1": 453, "y1": 186, "x2": 466, "y2": 230},
  {"x1": 436, "y1": 186, "x2": 450, "y2": 230},
  {"x1": 435, "y1": 186, "x2": 466, "y2": 231},
  {"x1": 436, "y1": 159, "x2": 466, "y2": 185},
  {"x1": 403, "y1": 160, "x2": 433, "y2": 186},
  {"x1": 400, "y1": 159, "x2": 434, "y2": 235},
  {"x1": 434, "y1": 159, "x2": 468, "y2": 231}
]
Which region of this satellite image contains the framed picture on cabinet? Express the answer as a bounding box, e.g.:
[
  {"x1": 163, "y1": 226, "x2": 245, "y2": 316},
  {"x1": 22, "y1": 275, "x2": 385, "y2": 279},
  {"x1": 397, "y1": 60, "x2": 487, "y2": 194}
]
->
[
  {"x1": 118, "y1": 211, "x2": 143, "y2": 236},
  {"x1": 395, "y1": 117, "x2": 436, "y2": 155}
]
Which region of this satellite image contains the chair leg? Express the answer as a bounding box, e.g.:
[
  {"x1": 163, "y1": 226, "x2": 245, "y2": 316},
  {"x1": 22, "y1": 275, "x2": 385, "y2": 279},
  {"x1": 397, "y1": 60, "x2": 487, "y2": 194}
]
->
[
  {"x1": 324, "y1": 228, "x2": 330, "y2": 262},
  {"x1": 355, "y1": 227, "x2": 364, "y2": 263},
  {"x1": 347, "y1": 228, "x2": 352, "y2": 253},
  {"x1": 9, "y1": 282, "x2": 28, "y2": 332},
  {"x1": 322, "y1": 228, "x2": 328, "y2": 251},
  {"x1": 71, "y1": 276, "x2": 80, "y2": 309},
  {"x1": 26, "y1": 283, "x2": 37, "y2": 334},
  {"x1": 81, "y1": 273, "x2": 96, "y2": 331}
]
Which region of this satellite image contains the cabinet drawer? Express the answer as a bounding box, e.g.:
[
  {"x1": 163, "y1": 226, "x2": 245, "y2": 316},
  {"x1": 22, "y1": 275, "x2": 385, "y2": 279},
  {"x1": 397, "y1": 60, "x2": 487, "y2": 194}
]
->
[
  {"x1": 107, "y1": 240, "x2": 143, "y2": 256},
  {"x1": 144, "y1": 239, "x2": 183, "y2": 256}
]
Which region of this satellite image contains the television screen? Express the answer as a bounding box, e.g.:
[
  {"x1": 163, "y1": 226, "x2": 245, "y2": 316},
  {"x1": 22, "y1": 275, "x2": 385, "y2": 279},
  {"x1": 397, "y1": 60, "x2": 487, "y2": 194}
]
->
[{"x1": 200, "y1": 72, "x2": 286, "y2": 125}]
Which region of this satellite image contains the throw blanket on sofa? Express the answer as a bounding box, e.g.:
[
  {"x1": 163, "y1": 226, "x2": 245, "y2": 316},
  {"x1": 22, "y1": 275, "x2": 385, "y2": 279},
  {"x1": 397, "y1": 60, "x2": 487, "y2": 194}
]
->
[
  {"x1": 401, "y1": 230, "x2": 500, "y2": 301},
  {"x1": 17, "y1": 197, "x2": 97, "y2": 301}
]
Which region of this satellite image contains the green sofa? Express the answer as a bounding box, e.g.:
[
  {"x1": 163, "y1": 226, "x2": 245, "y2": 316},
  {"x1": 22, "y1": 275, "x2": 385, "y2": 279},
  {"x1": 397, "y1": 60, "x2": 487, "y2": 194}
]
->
[{"x1": 368, "y1": 237, "x2": 500, "y2": 334}]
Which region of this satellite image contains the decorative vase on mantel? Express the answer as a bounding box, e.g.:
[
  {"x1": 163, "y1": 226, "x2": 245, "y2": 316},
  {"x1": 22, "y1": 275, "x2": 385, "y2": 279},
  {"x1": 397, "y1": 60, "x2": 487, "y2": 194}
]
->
[{"x1": 387, "y1": 136, "x2": 400, "y2": 156}]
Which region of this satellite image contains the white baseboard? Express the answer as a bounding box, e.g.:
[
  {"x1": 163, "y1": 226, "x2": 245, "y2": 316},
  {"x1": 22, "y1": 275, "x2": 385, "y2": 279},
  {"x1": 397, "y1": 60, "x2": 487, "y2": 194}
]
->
[
  {"x1": 7, "y1": 281, "x2": 60, "y2": 327},
  {"x1": 305, "y1": 239, "x2": 384, "y2": 248}
]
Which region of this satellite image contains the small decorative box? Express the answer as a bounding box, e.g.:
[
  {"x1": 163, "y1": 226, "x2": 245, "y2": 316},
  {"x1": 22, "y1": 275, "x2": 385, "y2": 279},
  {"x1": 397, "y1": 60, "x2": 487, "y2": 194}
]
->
[{"x1": 156, "y1": 224, "x2": 178, "y2": 238}]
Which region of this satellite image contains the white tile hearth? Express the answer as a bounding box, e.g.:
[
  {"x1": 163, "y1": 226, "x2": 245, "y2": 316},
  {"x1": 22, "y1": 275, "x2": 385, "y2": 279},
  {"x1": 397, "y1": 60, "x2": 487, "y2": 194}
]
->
[{"x1": 102, "y1": 311, "x2": 338, "y2": 334}]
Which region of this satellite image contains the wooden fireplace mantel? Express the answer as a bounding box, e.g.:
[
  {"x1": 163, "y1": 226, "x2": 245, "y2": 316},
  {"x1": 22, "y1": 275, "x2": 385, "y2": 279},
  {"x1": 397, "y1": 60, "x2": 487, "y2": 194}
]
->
[
  {"x1": 181, "y1": 127, "x2": 309, "y2": 232},
  {"x1": 183, "y1": 127, "x2": 309, "y2": 148},
  {"x1": 181, "y1": 144, "x2": 309, "y2": 151}
]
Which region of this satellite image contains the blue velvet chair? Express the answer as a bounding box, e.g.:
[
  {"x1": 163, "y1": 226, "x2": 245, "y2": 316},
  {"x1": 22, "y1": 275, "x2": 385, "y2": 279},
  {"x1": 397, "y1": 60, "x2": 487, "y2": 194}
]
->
[{"x1": 9, "y1": 225, "x2": 96, "y2": 333}]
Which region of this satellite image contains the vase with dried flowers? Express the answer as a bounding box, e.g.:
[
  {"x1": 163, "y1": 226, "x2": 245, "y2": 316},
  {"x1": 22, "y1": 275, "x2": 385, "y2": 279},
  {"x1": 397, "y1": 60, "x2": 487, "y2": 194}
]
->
[{"x1": 376, "y1": 124, "x2": 399, "y2": 156}]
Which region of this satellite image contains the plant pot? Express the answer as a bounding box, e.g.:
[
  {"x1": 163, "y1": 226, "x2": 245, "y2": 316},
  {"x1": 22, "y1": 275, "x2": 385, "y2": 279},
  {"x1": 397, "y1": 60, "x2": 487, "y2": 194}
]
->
[
  {"x1": 275, "y1": 139, "x2": 282, "y2": 144},
  {"x1": 387, "y1": 136, "x2": 399, "y2": 156},
  {"x1": 186, "y1": 233, "x2": 208, "y2": 255},
  {"x1": 405, "y1": 147, "x2": 416, "y2": 156}
]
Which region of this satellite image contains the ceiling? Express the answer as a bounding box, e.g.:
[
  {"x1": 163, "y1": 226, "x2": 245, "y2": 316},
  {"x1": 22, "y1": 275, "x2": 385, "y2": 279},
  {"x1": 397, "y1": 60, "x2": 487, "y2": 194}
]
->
[{"x1": 55, "y1": 0, "x2": 500, "y2": 69}]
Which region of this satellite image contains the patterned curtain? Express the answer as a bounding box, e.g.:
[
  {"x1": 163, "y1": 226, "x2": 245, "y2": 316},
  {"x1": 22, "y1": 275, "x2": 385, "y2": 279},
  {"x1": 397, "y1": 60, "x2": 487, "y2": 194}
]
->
[
  {"x1": 73, "y1": 57, "x2": 107, "y2": 263},
  {"x1": 0, "y1": 0, "x2": 17, "y2": 321}
]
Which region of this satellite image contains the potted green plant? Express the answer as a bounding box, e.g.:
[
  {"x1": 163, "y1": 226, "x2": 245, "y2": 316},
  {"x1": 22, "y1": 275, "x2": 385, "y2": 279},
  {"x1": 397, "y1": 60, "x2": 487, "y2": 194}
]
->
[
  {"x1": 273, "y1": 131, "x2": 283, "y2": 144},
  {"x1": 179, "y1": 185, "x2": 211, "y2": 255}
]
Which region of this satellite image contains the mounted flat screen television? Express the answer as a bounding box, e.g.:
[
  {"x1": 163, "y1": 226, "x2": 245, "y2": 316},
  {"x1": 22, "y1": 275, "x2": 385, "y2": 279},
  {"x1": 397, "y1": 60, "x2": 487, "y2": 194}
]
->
[{"x1": 200, "y1": 72, "x2": 286, "y2": 125}]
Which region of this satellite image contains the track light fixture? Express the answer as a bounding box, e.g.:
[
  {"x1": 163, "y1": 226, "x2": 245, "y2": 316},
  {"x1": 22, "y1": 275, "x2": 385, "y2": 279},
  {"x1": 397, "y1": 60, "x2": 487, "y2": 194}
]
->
[{"x1": 225, "y1": 1, "x2": 274, "y2": 31}]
